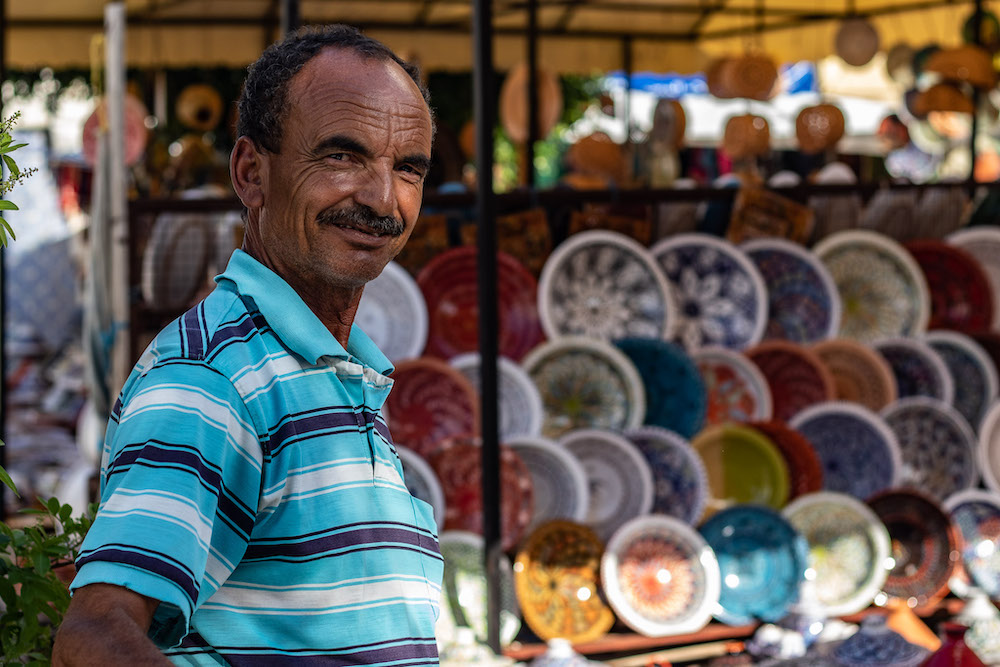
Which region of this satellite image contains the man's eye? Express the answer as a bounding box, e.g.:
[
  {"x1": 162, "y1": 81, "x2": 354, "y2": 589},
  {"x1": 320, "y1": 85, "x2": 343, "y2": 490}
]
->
[{"x1": 328, "y1": 153, "x2": 349, "y2": 161}]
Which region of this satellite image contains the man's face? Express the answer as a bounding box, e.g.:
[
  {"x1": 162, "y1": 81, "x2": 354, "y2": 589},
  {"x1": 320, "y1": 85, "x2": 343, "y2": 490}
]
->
[{"x1": 255, "y1": 47, "x2": 433, "y2": 291}]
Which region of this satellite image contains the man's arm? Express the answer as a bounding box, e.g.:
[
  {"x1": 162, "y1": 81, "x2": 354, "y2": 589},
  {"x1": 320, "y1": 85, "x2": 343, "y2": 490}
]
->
[{"x1": 52, "y1": 583, "x2": 172, "y2": 666}]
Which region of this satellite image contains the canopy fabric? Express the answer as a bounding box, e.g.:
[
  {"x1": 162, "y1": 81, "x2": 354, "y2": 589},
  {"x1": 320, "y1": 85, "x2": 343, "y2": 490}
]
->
[{"x1": 6, "y1": 0, "x2": 996, "y2": 74}]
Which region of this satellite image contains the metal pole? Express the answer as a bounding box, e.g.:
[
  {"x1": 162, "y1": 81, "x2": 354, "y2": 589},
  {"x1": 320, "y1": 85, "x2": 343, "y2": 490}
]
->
[
  {"x1": 280, "y1": 0, "x2": 301, "y2": 37},
  {"x1": 526, "y1": 0, "x2": 538, "y2": 187},
  {"x1": 0, "y1": 0, "x2": 7, "y2": 520},
  {"x1": 622, "y1": 36, "x2": 633, "y2": 145},
  {"x1": 970, "y1": 0, "x2": 983, "y2": 187},
  {"x1": 472, "y1": 0, "x2": 502, "y2": 654},
  {"x1": 106, "y1": 3, "x2": 130, "y2": 398}
]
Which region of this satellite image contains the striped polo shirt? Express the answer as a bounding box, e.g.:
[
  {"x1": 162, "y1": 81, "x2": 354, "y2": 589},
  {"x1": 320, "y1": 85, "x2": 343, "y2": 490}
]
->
[{"x1": 72, "y1": 250, "x2": 443, "y2": 665}]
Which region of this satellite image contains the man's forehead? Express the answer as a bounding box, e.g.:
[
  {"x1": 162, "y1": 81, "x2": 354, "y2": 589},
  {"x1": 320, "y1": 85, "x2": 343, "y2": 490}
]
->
[{"x1": 290, "y1": 47, "x2": 421, "y2": 105}]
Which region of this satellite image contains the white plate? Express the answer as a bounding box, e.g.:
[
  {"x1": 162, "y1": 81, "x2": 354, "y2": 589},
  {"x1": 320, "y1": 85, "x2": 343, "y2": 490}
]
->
[
  {"x1": 450, "y1": 352, "x2": 543, "y2": 442},
  {"x1": 506, "y1": 435, "x2": 589, "y2": 533},
  {"x1": 522, "y1": 336, "x2": 646, "y2": 438},
  {"x1": 650, "y1": 233, "x2": 768, "y2": 351},
  {"x1": 601, "y1": 515, "x2": 720, "y2": 637},
  {"x1": 141, "y1": 212, "x2": 213, "y2": 311},
  {"x1": 977, "y1": 402, "x2": 1000, "y2": 494},
  {"x1": 396, "y1": 444, "x2": 445, "y2": 528},
  {"x1": 537, "y1": 229, "x2": 677, "y2": 341},
  {"x1": 558, "y1": 428, "x2": 654, "y2": 542},
  {"x1": 782, "y1": 491, "x2": 891, "y2": 617},
  {"x1": 813, "y1": 229, "x2": 930, "y2": 343},
  {"x1": 355, "y1": 260, "x2": 428, "y2": 362}
]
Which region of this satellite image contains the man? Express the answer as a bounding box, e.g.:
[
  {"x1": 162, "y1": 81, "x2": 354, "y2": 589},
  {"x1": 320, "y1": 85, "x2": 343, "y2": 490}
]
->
[{"x1": 53, "y1": 25, "x2": 441, "y2": 665}]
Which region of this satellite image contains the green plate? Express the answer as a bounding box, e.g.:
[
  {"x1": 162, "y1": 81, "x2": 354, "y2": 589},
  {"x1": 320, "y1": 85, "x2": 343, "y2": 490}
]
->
[{"x1": 692, "y1": 423, "x2": 790, "y2": 520}]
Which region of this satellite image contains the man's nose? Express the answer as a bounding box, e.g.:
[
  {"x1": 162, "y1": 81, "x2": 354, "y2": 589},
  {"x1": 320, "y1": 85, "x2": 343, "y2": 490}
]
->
[{"x1": 355, "y1": 163, "x2": 395, "y2": 218}]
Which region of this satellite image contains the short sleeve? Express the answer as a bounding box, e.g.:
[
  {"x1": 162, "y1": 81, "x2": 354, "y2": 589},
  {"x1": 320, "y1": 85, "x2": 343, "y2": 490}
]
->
[{"x1": 71, "y1": 360, "x2": 263, "y2": 648}]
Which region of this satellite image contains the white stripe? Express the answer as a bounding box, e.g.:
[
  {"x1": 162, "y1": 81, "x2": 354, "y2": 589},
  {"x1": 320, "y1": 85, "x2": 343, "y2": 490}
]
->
[
  {"x1": 120, "y1": 386, "x2": 261, "y2": 471},
  {"x1": 100, "y1": 489, "x2": 212, "y2": 551},
  {"x1": 201, "y1": 578, "x2": 438, "y2": 613},
  {"x1": 260, "y1": 461, "x2": 374, "y2": 509},
  {"x1": 232, "y1": 354, "x2": 331, "y2": 402}
]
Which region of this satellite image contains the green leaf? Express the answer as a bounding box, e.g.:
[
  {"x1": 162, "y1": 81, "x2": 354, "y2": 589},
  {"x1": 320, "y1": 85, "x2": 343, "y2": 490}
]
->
[
  {"x1": 0, "y1": 465, "x2": 18, "y2": 496},
  {"x1": 0, "y1": 200, "x2": 18, "y2": 210},
  {"x1": 2, "y1": 154, "x2": 19, "y2": 178},
  {"x1": 31, "y1": 551, "x2": 50, "y2": 575},
  {"x1": 0, "y1": 216, "x2": 16, "y2": 243},
  {"x1": 0, "y1": 142, "x2": 28, "y2": 154}
]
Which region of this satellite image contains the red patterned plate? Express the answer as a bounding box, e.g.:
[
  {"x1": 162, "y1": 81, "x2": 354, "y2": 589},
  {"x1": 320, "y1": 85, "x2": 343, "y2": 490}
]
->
[
  {"x1": 812, "y1": 338, "x2": 898, "y2": 413},
  {"x1": 748, "y1": 420, "x2": 824, "y2": 500},
  {"x1": 745, "y1": 340, "x2": 836, "y2": 422},
  {"x1": 514, "y1": 520, "x2": 616, "y2": 643},
  {"x1": 867, "y1": 488, "x2": 961, "y2": 609},
  {"x1": 904, "y1": 240, "x2": 994, "y2": 333},
  {"x1": 427, "y1": 437, "x2": 533, "y2": 552},
  {"x1": 417, "y1": 247, "x2": 545, "y2": 361},
  {"x1": 691, "y1": 346, "x2": 773, "y2": 426},
  {"x1": 384, "y1": 357, "x2": 479, "y2": 457}
]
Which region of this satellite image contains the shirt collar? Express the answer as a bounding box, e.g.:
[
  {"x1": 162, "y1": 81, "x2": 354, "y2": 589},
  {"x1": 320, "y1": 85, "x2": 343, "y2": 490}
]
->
[{"x1": 216, "y1": 250, "x2": 394, "y2": 375}]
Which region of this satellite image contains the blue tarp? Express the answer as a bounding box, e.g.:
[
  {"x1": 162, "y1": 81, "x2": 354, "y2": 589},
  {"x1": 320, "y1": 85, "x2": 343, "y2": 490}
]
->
[{"x1": 604, "y1": 61, "x2": 817, "y2": 98}]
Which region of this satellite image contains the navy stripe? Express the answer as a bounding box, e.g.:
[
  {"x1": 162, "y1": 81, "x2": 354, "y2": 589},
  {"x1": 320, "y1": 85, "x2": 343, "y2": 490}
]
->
[
  {"x1": 107, "y1": 442, "x2": 256, "y2": 538},
  {"x1": 221, "y1": 639, "x2": 438, "y2": 666},
  {"x1": 180, "y1": 304, "x2": 206, "y2": 360},
  {"x1": 206, "y1": 312, "x2": 265, "y2": 361},
  {"x1": 250, "y1": 520, "x2": 437, "y2": 544},
  {"x1": 245, "y1": 526, "x2": 440, "y2": 560},
  {"x1": 77, "y1": 546, "x2": 199, "y2": 602},
  {"x1": 268, "y1": 406, "x2": 359, "y2": 435},
  {"x1": 270, "y1": 412, "x2": 364, "y2": 456}
]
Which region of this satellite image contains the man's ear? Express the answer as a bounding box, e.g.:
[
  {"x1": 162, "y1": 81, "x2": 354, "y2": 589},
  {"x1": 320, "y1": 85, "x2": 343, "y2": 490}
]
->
[{"x1": 230, "y1": 136, "x2": 265, "y2": 209}]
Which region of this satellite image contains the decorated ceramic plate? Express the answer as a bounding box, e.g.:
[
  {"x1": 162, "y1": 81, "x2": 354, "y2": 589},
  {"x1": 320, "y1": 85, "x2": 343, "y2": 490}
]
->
[
  {"x1": 559, "y1": 429, "x2": 655, "y2": 542},
  {"x1": 418, "y1": 247, "x2": 545, "y2": 361},
  {"x1": 745, "y1": 340, "x2": 836, "y2": 422},
  {"x1": 873, "y1": 337, "x2": 954, "y2": 404},
  {"x1": 450, "y1": 352, "x2": 544, "y2": 442},
  {"x1": 691, "y1": 346, "x2": 772, "y2": 425},
  {"x1": 977, "y1": 402, "x2": 1000, "y2": 494},
  {"x1": 699, "y1": 505, "x2": 808, "y2": 625},
  {"x1": 925, "y1": 330, "x2": 999, "y2": 432},
  {"x1": 537, "y1": 229, "x2": 677, "y2": 341},
  {"x1": 747, "y1": 420, "x2": 824, "y2": 500},
  {"x1": 601, "y1": 515, "x2": 721, "y2": 636},
  {"x1": 506, "y1": 435, "x2": 589, "y2": 534},
  {"x1": 437, "y1": 531, "x2": 521, "y2": 646},
  {"x1": 789, "y1": 401, "x2": 901, "y2": 501},
  {"x1": 904, "y1": 239, "x2": 994, "y2": 333},
  {"x1": 690, "y1": 423, "x2": 790, "y2": 518},
  {"x1": 943, "y1": 489, "x2": 1000, "y2": 599},
  {"x1": 522, "y1": 336, "x2": 645, "y2": 439},
  {"x1": 355, "y1": 260, "x2": 428, "y2": 362},
  {"x1": 396, "y1": 444, "x2": 446, "y2": 528},
  {"x1": 813, "y1": 229, "x2": 930, "y2": 343},
  {"x1": 811, "y1": 338, "x2": 898, "y2": 412},
  {"x1": 623, "y1": 426, "x2": 709, "y2": 525},
  {"x1": 513, "y1": 520, "x2": 616, "y2": 643},
  {"x1": 947, "y1": 226, "x2": 1000, "y2": 330},
  {"x1": 426, "y1": 437, "x2": 533, "y2": 552},
  {"x1": 614, "y1": 337, "x2": 707, "y2": 438},
  {"x1": 881, "y1": 397, "x2": 979, "y2": 502},
  {"x1": 385, "y1": 357, "x2": 480, "y2": 457},
  {"x1": 867, "y1": 489, "x2": 960, "y2": 608},
  {"x1": 650, "y1": 233, "x2": 768, "y2": 351},
  {"x1": 783, "y1": 491, "x2": 891, "y2": 618},
  {"x1": 742, "y1": 237, "x2": 842, "y2": 344}
]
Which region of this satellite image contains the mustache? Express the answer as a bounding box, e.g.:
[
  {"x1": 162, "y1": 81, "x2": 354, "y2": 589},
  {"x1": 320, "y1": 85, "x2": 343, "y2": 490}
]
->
[{"x1": 317, "y1": 205, "x2": 405, "y2": 237}]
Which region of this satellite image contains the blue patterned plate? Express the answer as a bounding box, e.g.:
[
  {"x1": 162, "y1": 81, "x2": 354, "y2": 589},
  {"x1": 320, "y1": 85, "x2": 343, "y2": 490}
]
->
[
  {"x1": 925, "y1": 330, "x2": 999, "y2": 432},
  {"x1": 521, "y1": 336, "x2": 646, "y2": 439},
  {"x1": 623, "y1": 426, "x2": 709, "y2": 525},
  {"x1": 538, "y1": 229, "x2": 677, "y2": 341},
  {"x1": 650, "y1": 233, "x2": 768, "y2": 351},
  {"x1": 944, "y1": 489, "x2": 1000, "y2": 599},
  {"x1": 790, "y1": 401, "x2": 901, "y2": 501},
  {"x1": 699, "y1": 505, "x2": 808, "y2": 625},
  {"x1": 743, "y1": 237, "x2": 841, "y2": 344},
  {"x1": 614, "y1": 338, "x2": 707, "y2": 438},
  {"x1": 873, "y1": 337, "x2": 954, "y2": 404},
  {"x1": 881, "y1": 397, "x2": 979, "y2": 503},
  {"x1": 601, "y1": 515, "x2": 721, "y2": 637}
]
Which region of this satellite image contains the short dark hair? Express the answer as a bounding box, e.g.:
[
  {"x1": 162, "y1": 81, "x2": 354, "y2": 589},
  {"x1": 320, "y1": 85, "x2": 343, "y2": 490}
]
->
[{"x1": 236, "y1": 24, "x2": 432, "y2": 154}]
